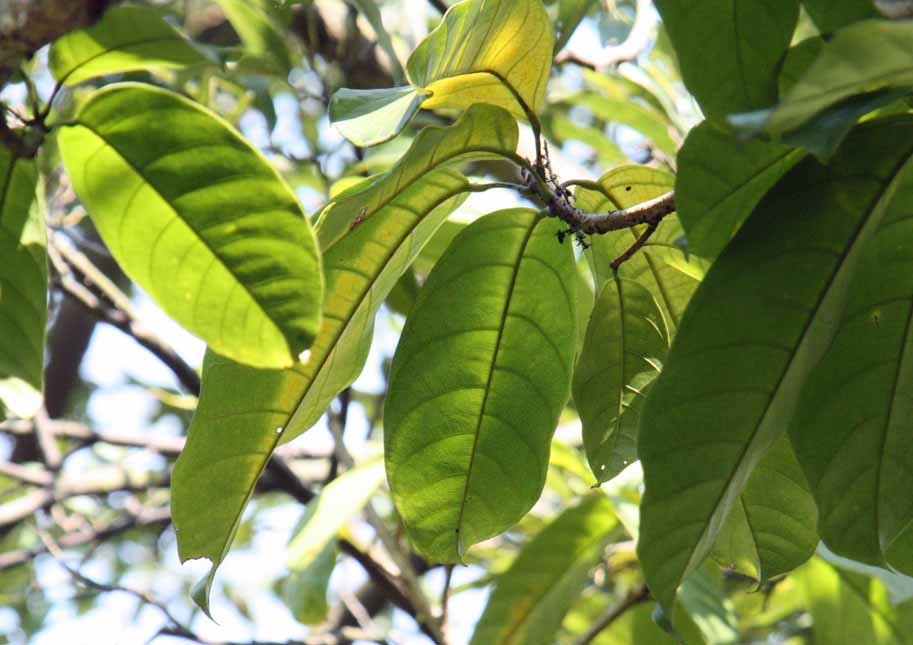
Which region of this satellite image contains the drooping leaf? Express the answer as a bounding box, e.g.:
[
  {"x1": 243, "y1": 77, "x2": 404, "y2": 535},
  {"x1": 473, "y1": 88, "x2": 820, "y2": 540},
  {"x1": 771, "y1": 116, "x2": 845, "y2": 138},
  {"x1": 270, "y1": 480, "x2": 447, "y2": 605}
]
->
[
  {"x1": 577, "y1": 166, "x2": 700, "y2": 328},
  {"x1": 778, "y1": 37, "x2": 825, "y2": 95},
  {"x1": 215, "y1": 0, "x2": 295, "y2": 75},
  {"x1": 653, "y1": 0, "x2": 800, "y2": 117},
  {"x1": 711, "y1": 435, "x2": 818, "y2": 582},
  {"x1": 676, "y1": 564, "x2": 740, "y2": 645},
  {"x1": 797, "y1": 557, "x2": 910, "y2": 645},
  {"x1": 768, "y1": 20, "x2": 913, "y2": 135},
  {"x1": 576, "y1": 93, "x2": 679, "y2": 159},
  {"x1": 48, "y1": 5, "x2": 208, "y2": 86},
  {"x1": 469, "y1": 493, "x2": 617, "y2": 645},
  {"x1": 801, "y1": 0, "x2": 879, "y2": 33},
  {"x1": 282, "y1": 542, "x2": 336, "y2": 626},
  {"x1": 789, "y1": 157, "x2": 913, "y2": 572},
  {"x1": 573, "y1": 276, "x2": 668, "y2": 484},
  {"x1": 637, "y1": 115, "x2": 913, "y2": 610},
  {"x1": 286, "y1": 460, "x2": 385, "y2": 570},
  {"x1": 346, "y1": 0, "x2": 405, "y2": 81},
  {"x1": 554, "y1": 0, "x2": 599, "y2": 52},
  {"x1": 0, "y1": 145, "x2": 45, "y2": 418},
  {"x1": 172, "y1": 105, "x2": 518, "y2": 608},
  {"x1": 676, "y1": 120, "x2": 805, "y2": 259},
  {"x1": 407, "y1": 0, "x2": 554, "y2": 119},
  {"x1": 58, "y1": 83, "x2": 322, "y2": 369},
  {"x1": 329, "y1": 87, "x2": 424, "y2": 147},
  {"x1": 385, "y1": 209, "x2": 577, "y2": 562}
]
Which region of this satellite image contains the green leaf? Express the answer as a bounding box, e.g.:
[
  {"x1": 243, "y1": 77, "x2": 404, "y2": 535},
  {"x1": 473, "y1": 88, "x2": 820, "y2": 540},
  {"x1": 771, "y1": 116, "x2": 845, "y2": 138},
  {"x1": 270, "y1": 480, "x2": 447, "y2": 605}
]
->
[
  {"x1": 0, "y1": 146, "x2": 45, "y2": 418},
  {"x1": 576, "y1": 93, "x2": 679, "y2": 159},
  {"x1": 797, "y1": 557, "x2": 910, "y2": 644},
  {"x1": 676, "y1": 565, "x2": 740, "y2": 644},
  {"x1": 215, "y1": 0, "x2": 295, "y2": 75},
  {"x1": 385, "y1": 209, "x2": 577, "y2": 562},
  {"x1": 769, "y1": 20, "x2": 913, "y2": 135},
  {"x1": 801, "y1": 0, "x2": 879, "y2": 33},
  {"x1": 282, "y1": 542, "x2": 336, "y2": 625},
  {"x1": 779, "y1": 37, "x2": 825, "y2": 96},
  {"x1": 407, "y1": 0, "x2": 554, "y2": 119},
  {"x1": 346, "y1": 0, "x2": 405, "y2": 81},
  {"x1": 573, "y1": 276, "x2": 668, "y2": 484},
  {"x1": 653, "y1": 0, "x2": 800, "y2": 117},
  {"x1": 576, "y1": 166, "x2": 699, "y2": 328},
  {"x1": 172, "y1": 105, "x2": 518, "y2": 603},
  {"x1": 58, "y1": 83, "x2": 322, "y2": 369},
  {"x1": 328, "y1": 87, "x2": 424, "y2": 149},
  {"x1": 789, "y1": 155, "x2": 913, "y2": 572},
  {"x1": 554, "y1": 0, "x2": 599, "y2": 52},
  {"x1": 637, "y1": 115, "x2": 913, "y2": 610},
  {"x1": 676, "y1": 120, "x2": 805, "y2": 260},
  {"x1": 711, "y1": 435, "x2": 818, "y2": 582},
  {"x1": 469, "y1": 493, "x2": 617, "y2": 645},
  {"x1": 48, "y1": 5, "x2": 208, "y2": 86},
  {"x1": 286, "y1": 460, "x2": 385, "y2": 570}
]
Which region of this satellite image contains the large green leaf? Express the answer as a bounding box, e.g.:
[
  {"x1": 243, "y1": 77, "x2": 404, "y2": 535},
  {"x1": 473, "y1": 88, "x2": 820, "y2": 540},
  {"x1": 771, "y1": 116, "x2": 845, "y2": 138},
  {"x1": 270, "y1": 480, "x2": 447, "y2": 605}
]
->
[
  {"x1": 385, "y1": 209, "x2": 577, "y2": 562},
  {"x1": 577, "y1": 167, "x2": 700, "y2": 328},
  {"x1": 48, "y1": 5, "x2": 208, "y2": 86},
  {"x1": 172, "y1": 105, "x2": 518, "y2": 607},
  {"x1": 769, "y1": 20, "x2": 913, "y2": 135},
  {"x1": 789, "y1": 157, "x2": 913, "y2": 572},
  {"x1": 469, "y1": 493, "x2": 616, "y2": 645},
  {"x1": 407, "y1": 0, "x2": 553, "y2": 118},
  {"x1": 801, "y1": 0, "x2": 879, "y2": 33},
  {"x1": 676, "y1": 120, "x2": 805, "y2": 260},
  {"x1": 797, "y1": 557, "x2": 910, "y2": 644},
  {"x1": 0, "y1": 146, "x2": 45, "y2": 418},
  {"x1": 653, "y1": 0, "x2": 800, "y2": 118},
  {"x1": 711, "y1": 435, "x2": 818, "y2": 582},
  {"x1": 329, "y1": 87, "x2": 425, "y2": 147},
  {"x1": 637, "y1": 116, "x2": 913, "y2": 610},
  {"x1": 573, "y1": 276, "x2": 668, "y2": 484},
  {"x1": 58, "y1": 83, "x2": 322, "y2": 369}
]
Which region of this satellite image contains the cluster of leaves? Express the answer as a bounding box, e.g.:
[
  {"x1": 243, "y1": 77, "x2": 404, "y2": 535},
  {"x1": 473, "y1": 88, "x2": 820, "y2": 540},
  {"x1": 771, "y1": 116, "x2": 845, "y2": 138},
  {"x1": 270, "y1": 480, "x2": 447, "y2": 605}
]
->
[{"x1": 5, "y1": 0, "x2": 913, "y2": 642}]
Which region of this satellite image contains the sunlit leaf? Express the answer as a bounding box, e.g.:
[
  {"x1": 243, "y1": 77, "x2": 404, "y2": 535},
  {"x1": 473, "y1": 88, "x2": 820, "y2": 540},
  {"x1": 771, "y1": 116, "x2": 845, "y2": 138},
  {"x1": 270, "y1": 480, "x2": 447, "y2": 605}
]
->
[
  {"x1": 385, "y1": 209, "x2": 577, "y2": 561},
  {"x1": 768, "y1": 20, "x2": 913, "y2": 135},
  {"x1": 676, "y1": 120, "x2": 805, "y2": 259},
  {"x1": 329, "y1": 87, "x2": 424, "y2": 147},
  {"x1": 49, "y1": 5, "x2": 208, "y2": 86},
  {"x1": 654, "y1": 0, "x2": 800, "y2": 117},
  {"x1": 797, "y1": 557, "x2": 910, "y2": 644},
  {"x1": 573, "y1": 276, "x2": 668, "y2": 484},
  {"x1": 0, "y1": 145, "x2": 45, "y2": 418},
  {"x1": 576, "y1": 166, "x2": 700, "y2": 328},
  {"x1": 469, "y1": 493, "x2": 616, "y2": 645},
  {"x1": 172, "y1": 105, "x2": 518, "y2": 607},
  {"x1": 790, "y1": 156, "x2": 913, "y2": 572},
  {"x1": 638, "y1": 116, "x2": 913, "y2": 610},
  {"x1": 711, "y1": 435, "x2": 818, "y2": 582},
  {"x1": 407, "y1": 0, "x2": 554, "y2": 119},
  {"x1": 58, "y1": 83, "x2": 322, "y2": 369}
]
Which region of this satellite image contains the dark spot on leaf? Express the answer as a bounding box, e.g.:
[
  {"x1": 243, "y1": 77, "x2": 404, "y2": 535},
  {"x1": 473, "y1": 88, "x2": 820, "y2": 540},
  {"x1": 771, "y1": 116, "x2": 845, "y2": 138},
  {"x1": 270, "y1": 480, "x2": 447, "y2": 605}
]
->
[{"x1": 625, "y1": 186, "x2": 632, "y2": 191}]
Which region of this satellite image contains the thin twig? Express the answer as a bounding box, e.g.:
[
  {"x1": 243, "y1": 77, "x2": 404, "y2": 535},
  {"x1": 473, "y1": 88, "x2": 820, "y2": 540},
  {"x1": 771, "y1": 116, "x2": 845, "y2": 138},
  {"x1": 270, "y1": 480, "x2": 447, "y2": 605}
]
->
[
  {"x1": 572, "y1": 584, "x2": 651, "y2": 645},
  {"x1": 611, "y1": 220, "x2": 658, "y2": 271},
  {"x1": 440, "y1": 564, "x2": 455, "y2": 630}
]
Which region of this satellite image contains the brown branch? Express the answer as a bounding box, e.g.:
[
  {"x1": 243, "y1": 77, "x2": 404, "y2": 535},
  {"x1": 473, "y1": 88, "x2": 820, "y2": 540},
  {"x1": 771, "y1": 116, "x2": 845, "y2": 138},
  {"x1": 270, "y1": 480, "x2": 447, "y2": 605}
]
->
[
  {"x1": 555, "y1": 0, "x2": 657, "y2": 68},
  {"x1": 572, "y1": 584, "x2": 651, "y2": 645},
  {"x1": 428, "y1": 0, "x2": 450, "y2": 13}
]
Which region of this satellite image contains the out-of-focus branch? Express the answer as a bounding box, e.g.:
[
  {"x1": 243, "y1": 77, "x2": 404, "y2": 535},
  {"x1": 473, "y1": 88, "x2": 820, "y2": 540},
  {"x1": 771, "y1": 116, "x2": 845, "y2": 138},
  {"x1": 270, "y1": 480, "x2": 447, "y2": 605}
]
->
[
  {"x1": 572, "y1": 584, "x2": 651, "y2": 645},
  {"x1": 428, "y1": 0, "x2": 449, "y2": 13},
  {"x1": 0, "y1": 0, "x2": 116, "y2": 83},
  {"x1": 556, "y1": 0, "x2": 657, "y2": 69}
]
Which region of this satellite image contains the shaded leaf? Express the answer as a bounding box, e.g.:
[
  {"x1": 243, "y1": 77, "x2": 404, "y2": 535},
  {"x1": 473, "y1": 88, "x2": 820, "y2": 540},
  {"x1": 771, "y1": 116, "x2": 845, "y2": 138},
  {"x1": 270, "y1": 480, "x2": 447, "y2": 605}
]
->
[
  {"x1": 282, "y1": 542, "x2": 336, "y2": 626},
  {"x1": 346, "y1": 0, "x2": 404, "y2": 81},
  {"x1": 469, "y1": 493, "x2": 616, "y2": 645},
  {"x1": 0, "y1": 146, "x2": 45, "y2": 418},
  {"x1": 329, "y1": 86, "x2": 424, "y2": 147},
  {"x1": 49, "y1": 5, "x2": 208, "y2": 86},
  {"x1": 637, "y1": 116, "x2": 913, "y2": 610},
  {"x1": 577, "y1": 166, "x2": 699, "y2": 328},
  {"x1": 215, "y1": 0, "x2": 295, "y2": 75},
  {"x1": 790, "y1": 156, "x2": 913, "y2": 572},
  {"x1": 769, "y1": 20, "x2": 913, "y2": 135},
  {"x1": 385, "y1": 209, "x2": 577, "y2": 562},
  {"x1": 676, "y1": 120, "x2": 805, "y2": 259},
  {"x1": 676, "y1": 565, "x2": 740, "y2": 644},
  {"x1": 407, "y1": 0, "x2": 554, "y2": 118},
  {"x1": 58, "y1": 83, "x2": 322, "y2": 369},
  {"x1": 711, "y1": 435, "x2": 818, "y2": 582},
  {"x1": 801, "y1": 0, "x2": 879, "y2": 33},
  {"x1": 554, "y1": 0, "x2": 599, "y2": 52},
  {"x1": 172, "y1": 105, "x2": 517, "y2": 607},
  {"x1": 576, "y1": 93, "x2": 679, "y2": 159},
  {"x1": 573, "y1": 277, "x2": 667, "y2": 483},
  {"x1": 653, "y1": 0, "x2": 800, "y2": 117}
]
